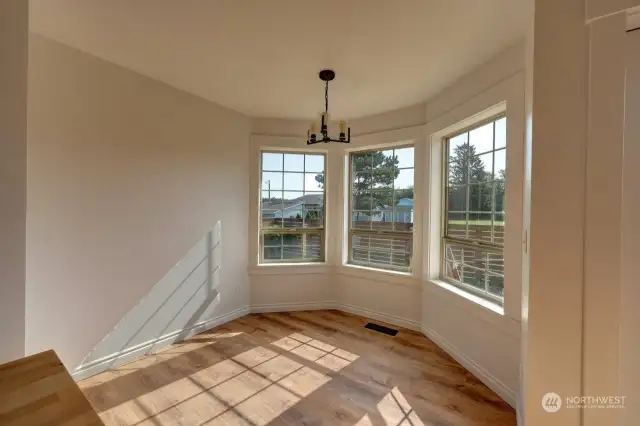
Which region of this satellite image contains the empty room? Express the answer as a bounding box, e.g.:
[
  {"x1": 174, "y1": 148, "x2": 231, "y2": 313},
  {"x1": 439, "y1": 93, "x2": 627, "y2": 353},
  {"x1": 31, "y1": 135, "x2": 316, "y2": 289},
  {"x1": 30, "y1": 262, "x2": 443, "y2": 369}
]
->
[{"x1": 0, "y1": 1, "x2": 638, "y2": 425}]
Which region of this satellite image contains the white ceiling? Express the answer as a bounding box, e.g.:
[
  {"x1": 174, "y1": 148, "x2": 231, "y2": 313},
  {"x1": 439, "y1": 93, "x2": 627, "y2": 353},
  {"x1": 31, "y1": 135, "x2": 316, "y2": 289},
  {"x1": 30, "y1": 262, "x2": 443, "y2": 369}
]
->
[{"x1": 30, "y1": 0, "x2": 530, "y2": 120}]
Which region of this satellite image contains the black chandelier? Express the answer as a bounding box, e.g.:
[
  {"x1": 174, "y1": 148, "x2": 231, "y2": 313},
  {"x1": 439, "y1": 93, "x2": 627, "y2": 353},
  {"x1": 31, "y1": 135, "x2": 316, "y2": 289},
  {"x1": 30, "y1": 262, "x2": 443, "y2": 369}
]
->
[{"x1": 307, "y1": 69, "x2": 351, "y2": 145}]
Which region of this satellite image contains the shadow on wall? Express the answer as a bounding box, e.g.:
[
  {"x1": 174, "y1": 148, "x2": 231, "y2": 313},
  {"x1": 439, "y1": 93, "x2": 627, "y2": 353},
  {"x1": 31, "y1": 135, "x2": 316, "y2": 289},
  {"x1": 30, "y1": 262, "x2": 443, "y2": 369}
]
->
[{"x1": 72, "y1": 222, "x2": 223, "y2": 380}]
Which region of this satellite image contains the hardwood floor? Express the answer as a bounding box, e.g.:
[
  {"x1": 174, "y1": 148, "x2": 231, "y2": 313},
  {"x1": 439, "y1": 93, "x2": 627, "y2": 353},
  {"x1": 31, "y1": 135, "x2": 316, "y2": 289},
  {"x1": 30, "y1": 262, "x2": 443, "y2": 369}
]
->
[{"x1": 79, "y1": 310, "x2": 516, "y2": 426}]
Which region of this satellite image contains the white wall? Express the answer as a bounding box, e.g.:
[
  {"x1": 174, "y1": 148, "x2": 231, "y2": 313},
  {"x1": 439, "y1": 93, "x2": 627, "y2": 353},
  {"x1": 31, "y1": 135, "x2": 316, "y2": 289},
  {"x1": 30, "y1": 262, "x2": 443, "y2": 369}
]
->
[
  {"x1": 0, "y1": 0, "x2": 28, "y2": 364},
  {"x1": 26, "y1": 34, "x2": 252, "y2": 373},
  {"x1": 248, "y1": 42, "x2": 526, "y2": 406},
  {"x1": 620, "y1": 28, "x2": 640, "y2": 426}
]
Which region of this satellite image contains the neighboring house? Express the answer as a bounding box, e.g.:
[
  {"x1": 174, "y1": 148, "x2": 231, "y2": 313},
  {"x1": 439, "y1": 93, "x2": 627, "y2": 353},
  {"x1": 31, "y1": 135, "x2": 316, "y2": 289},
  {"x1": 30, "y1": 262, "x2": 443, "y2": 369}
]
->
[
  {"x1": 262, "y1": 193, "x2": 323, "y2": 224},
  {"x1": 352, "y1": 198, "x2": 414, "y2": 224}
]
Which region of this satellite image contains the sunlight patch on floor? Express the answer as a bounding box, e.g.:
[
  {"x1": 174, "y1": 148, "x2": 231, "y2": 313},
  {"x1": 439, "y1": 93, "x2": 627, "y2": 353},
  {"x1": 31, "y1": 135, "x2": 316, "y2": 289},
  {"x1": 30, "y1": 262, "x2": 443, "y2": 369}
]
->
[
  {"x1": 376, "y1": 387, "x2": 426, "y2": 426},
  {"x1": 101, "y1": 333, "x2": 359, "y2": 425}
]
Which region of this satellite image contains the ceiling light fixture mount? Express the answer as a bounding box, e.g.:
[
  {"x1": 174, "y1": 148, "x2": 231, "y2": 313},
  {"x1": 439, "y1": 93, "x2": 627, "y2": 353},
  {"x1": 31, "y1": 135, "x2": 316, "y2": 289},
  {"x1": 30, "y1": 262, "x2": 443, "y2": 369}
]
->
[{"x1": 307, "y1": 69, "x2": 350, "y2": 145}]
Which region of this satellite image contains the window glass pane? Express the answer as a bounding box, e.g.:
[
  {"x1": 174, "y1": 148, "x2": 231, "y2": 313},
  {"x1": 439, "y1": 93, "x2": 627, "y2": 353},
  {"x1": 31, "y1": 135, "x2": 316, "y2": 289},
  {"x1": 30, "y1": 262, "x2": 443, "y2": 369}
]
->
[
  {"x1": 371, "y1": 190, "x2": 393, "y2": 210},
  {"x1": 352, "y1": 235, "x2": 370, "y2": 263},
  {"x1": 444, "y1": 243, "x2": 503, "y2": 299},
  {"x1": 261, "y1": 190, "x2": 283, "y2": 229},
  {"x1": 262, "y1": 153, "x2": 283, "y2": 171},
  {"x1": 493, "y1": 213, "x2": 506, "y2": 245},
  {"x1": 494, "y1": 181, "x2": 506, "y2": 212},
  {"x1": 304, "y1": 154, "x2": 324, "y2": 173},
  {"x1": 394, "y1": 189, "x2": 414, "y2": 232},
  {"x1": 442, "y1": 117, "x2": 506, "y2": 302},
  {"x1": 494, "y1": 149, "x2": 506, "y2": 181},
  {"x1": 488, "y1": 252, "x2": 504, "y2": 275},
  {"x1": 303, "y1": 233, "x2": 322, "y2": 260},
  {"x1": 283, "y1": 172, "x2": 303, "y2": 191},
  {"x1": 284, "y1": 153, "x2": 304, "y2": 172},
  {"x1": 353, "y1": 171, "x2": 370, "y2": 189},
  {"x1": 469, "y1": 121, "x2": 494, "y2": 155},
  {"x1": 372, "y1": 150, "x2": 396, "y2": 171},
  {"x1": 447, "y1": 186, "x2": 467, "y2": 212},
  {"x1": 448, "y1": 154, "x2": 468, "y2": 185},
  {"x1": 262, "y1": 172, "x2": 283, "y2": 190},
  {"x1": 475, "y1": 152, "x2": 493, "y2": 182},
  {"x1": 352, "y1": 152, "x2": 372, "y2": 171},
  {"x1": 394, "y1": 168, "x2": 413, "y2": 189},
  {"x1": 261, "y1": 151, "x2": 324, "y2": 265},
  {"x1": 349, "y1": 146, "x2": 414, "y2": 272},
  {"x1": 448, "y1": 133, "x2": 468, "y2": 163},
  {"x1": 394, "y1": 147, "x2": 414, "y2": 168},
  {"x1": 488, "y1": 275, "x2": 504, "y2": 298},
  {"x1": 469, "y1": 183, "x2": 492, "y2": 212},
  {"x1": 263, "y1": 233, "x2": 282, "y2": 247},
  {"x1": 304, "y1": 173, "x2": 323, "y2": 191},
  {"x1": 463, "y1": 269, "x2": 488, "y2": 291},
  {"x1": 446, "y1": 212, "x2": 467, "y2": 239},
  {"x1": 444, "y1": 260, "x2": 461, "y2": 282},
  {"x1": 281, "y1": 192, "x2": 304, "y2": 228},
  {"x1": 495, "y1": 117, "x2": 507, "y2": 149},
  {"x1": 283, "y1": 191, "x2": 303, "y2": 200},
  {"x1": 263, "y1": 246, "x2": 282, "y2": 261},
  {"x1": 468, "y1": 212, "x2": 492, "y2": 243},
  {"x1": 303, "y1": 206, "x2": 323, "y2": 228},
  {"x1": 351, "y1": 234, "x2": 411, "y2": 269},
  {"x1": 282, "y1": 234, "x2": 303, "y2": 260},
  {"x1": 371, "y1": 210, "x2": 393, "y2": 231},
  {"x1": 372, "y1": 168, "x2": 394, "y2": 189},
  {"x1": 352, "y1": 211, "x2": 371, "y2": 230},
  {"x1": 352, "y1": 191, "x2": 373, "y2": 211}
]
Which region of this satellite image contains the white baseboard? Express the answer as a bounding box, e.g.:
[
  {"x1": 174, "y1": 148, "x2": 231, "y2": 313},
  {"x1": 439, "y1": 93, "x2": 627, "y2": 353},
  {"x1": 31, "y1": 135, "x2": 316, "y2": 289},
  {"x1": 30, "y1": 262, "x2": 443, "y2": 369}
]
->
[
  {"x1": 71, "y1": 306, "x2": 250, "y2": 381},
  {"x1": 250, "y1": 301, "x2": 336, "y2": 313},
  {"x1": 421, "y1": 325, "x2": 516, "y2": 408},
  {"x1": 337, "y1": 303, "x2": 421, "y2": 332}
]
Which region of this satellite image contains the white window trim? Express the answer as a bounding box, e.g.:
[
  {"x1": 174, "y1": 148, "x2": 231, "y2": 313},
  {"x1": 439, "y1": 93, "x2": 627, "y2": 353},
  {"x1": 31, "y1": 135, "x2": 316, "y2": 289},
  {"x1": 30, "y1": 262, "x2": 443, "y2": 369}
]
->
[
  {"x1": 249, "y1": 136, "x2": 332, "y2": 269},
  {"x1": 338, "y1": 133, "x2": 425, "y2": 281},
  {"x1": 346, "y1": 143, "x2": 416, "y2": 273},
  {"x1": 258, "y1": 150, "x2": 328, "y2": 265},
  {"x1": 441, "y1": 113, "x2": 507, "y2": 305},
  {"x1": 424, "y1": 91, "x2": 524, "y2": 317}
]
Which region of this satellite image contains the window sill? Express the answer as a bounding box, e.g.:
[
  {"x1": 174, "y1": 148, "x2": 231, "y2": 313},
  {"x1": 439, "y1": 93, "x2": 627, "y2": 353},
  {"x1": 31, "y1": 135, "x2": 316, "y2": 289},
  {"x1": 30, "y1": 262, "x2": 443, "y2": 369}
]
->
[
  {"x1": 248, "y1": 263, "x2": 329, "y2": 276},
  {"x1": 427, "y1": 279, "x2": 504, "y2": 316},
  {"x1": 338, "y1": 264, "x2": 418, "y2": 287}
]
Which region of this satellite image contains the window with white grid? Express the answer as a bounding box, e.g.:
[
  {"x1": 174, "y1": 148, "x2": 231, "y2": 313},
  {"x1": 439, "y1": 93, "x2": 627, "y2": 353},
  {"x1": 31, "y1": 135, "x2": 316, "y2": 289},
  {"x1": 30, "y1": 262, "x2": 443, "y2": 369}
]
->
[
  {"x1": 442, "y1": 116, "x2": 506, "y2": 303},
  {"x1": 260, "y1": 152, "x2": 325, "y2": 263},
  {"x1": 348, "y1": 146, "x2": 414, "y2": 272}
]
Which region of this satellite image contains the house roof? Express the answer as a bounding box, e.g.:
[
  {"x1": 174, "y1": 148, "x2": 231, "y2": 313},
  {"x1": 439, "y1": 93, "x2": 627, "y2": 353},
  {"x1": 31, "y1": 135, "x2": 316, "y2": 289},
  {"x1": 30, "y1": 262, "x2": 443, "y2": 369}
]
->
[{"x1": 262, "y1": 193, "x2": 323, "y2": 213}]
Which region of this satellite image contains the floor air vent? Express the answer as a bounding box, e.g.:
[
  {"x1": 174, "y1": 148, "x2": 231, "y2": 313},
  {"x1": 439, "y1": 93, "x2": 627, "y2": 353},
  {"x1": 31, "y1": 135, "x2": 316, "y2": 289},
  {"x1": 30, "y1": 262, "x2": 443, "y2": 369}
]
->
[{"x1": 365, "y1": 322, "x2": 398, "y2": 336}]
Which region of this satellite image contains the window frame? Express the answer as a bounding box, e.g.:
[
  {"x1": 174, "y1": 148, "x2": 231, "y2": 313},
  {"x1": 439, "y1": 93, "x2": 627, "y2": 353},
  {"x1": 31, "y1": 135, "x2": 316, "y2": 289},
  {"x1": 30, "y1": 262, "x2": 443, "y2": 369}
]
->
[
  {"x1": 259, "y1": 151, "x2": 327, "y2": 264},
  {"x1": 440, "y1": 114, "x2": 506, "y2": 304},
  {"x1": 347, "y1": 144, "x2": 415, "y2": 273}
]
